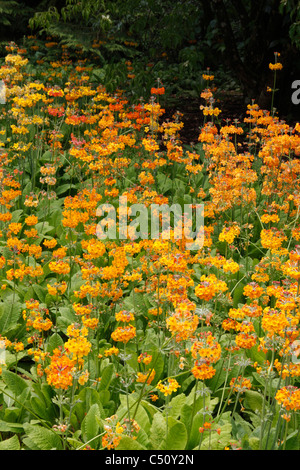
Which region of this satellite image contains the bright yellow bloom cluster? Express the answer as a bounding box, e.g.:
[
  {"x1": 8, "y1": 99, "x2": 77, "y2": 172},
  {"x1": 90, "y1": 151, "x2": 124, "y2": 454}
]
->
[
  {"x1": 195, "y1": 274, "x2": 228, "y2": 301},
  {"x1": 156, "y1": 378, "x2": 180, "y2": 396},
  {"x1": 219, "y1": 223, "x2": 240, "y2": 244}
]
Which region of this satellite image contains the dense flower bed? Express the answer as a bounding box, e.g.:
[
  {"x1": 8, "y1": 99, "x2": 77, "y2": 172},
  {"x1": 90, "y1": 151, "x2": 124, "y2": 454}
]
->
[{"x1": 0, "y1": 41, "x2": 299, "y2": 450}]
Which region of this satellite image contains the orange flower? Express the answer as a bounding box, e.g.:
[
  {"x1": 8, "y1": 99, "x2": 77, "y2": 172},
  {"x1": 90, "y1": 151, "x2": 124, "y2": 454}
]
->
[
  {"x1": 151, "y1": 87, "x2": 165, "y2": 95},
  {"x1": 111, "y1": 325, "x2": 136, "y2": 343},
  {"x1": 191, "y1": 363, "x2": 216, "y2": 380},
  {"x1": 275, "y1": 386, "x2": 300, "y2": 411},
  {"x1": 136, "y1": 369, "x2": 156, "y2": 385},
  {"x1": 243, "y1": 283, "x2": 264, "y2": 299},
  {"x1": 25, "y1": 215, "x2": 38, "y2": 226},
  {"x1": 235, "y1": 332, "x2": 257, "y2": 349},
  {"x1": 230, "y1": 376, "x2": 252, "y2": 392},
  {"x1": 45, "y1": 348, "x2": 75, "y2": 390}
]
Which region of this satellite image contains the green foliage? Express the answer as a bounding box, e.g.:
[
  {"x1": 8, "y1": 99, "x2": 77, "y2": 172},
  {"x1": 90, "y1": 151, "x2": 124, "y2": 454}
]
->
[
  {"x1": 0, "y1": 1, "x2": 39, "y2": 42},
  {"x1": 280, "y1": 0, "x2": 300, "y2": 48},
  {"x1": 29, "y1": 0, "x2": 112, "y2": 51},
  {"x1": 0, "y1": 1, "x2": 20, "y2": 26}
]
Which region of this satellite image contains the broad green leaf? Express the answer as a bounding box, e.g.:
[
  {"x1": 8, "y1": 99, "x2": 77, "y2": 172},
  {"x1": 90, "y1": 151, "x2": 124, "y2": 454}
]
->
[
  {"x1": 156, "y1": 172, "x2": 173, "y2": 194},
  {"x1": 23, "y1": 423, "x2": 62, "y2": 450},
  {"x1": 32, "y1": 284, "x2": 46, "y2": 303},
  {"x1": 166, "y1": 417, "x2": 187, "y2": 450},
  {"x1": 232, "y1": 284, "x2": 245, "y2": 307},
  {"x1": 66, "y1": 437, "x2": 83, "y2": 450},
  {"x1": 81, "y1": 403, "x2": 101, "y2": 443},
  {"x1": 186, "y1": 409, "x2": 205, "y2": 449},
  {"x1": 35, "y1": 221, "x2": 54, "y2": 236},
  {"x1": 99, "y1": 363, "x2": 114, "y2": 391},
  {"x1": 141, "y1": 399, "x2": 159, "y2": 420},
  {"x1": 10, "y1": 210, "x2": 23, "y2": 223},
  {"x1": 57, "y1": 306, "x2": 77, "y2": 331},
  {"x1": 30, "y1": 396, "x2": 53, "y2": 422},
  {"x1": 246, "y1": 344, "x2": 266, "y2": 365},
  {"x1": 56, "y1": 183, "x2": 76, "y2": 195},
  {"x1": 167, "y1": 393, "x2": 186, "y2": 419},
  {"x1": 0, "y1": 434, "x2": 20, "y2": 450},
  {"x1": 0, "y1": 297, "x2": 22, "y2": 337},
  {"x1": 199, "y1": 421, "x2": 232, "y2": 450},
  {"x1": 1, "y1": 369, "x2": 29, "y2": 396},
  {"x1": 73, "y1": 387, "x2": 104, "y2": 427},
  {"x1": 46, "y1": 332, "x2": 64, "y2": 353},
  {"x1": 135, "y1": 426, "x2": 149, "y2": 448},
  {"x1": 244, "y1": 390, "x2": 264, "y2": 414},
  {"x1": 118, "y1": 393, "x2": 151, "y2": 434},
  {"x1": 231, "y1": 413, "x2": 253, "y2": 441},
  {"x1": 0, "y1": 421, "x2": 24, "y2": 433},
  {"x1": 149, "y1": 412, "x2": 166, "y2": 450},
  {"x1": 285, "y1": 430, "x2": 300, "y2": 450},
  {"x1": 249, "y1": 436, "x2": 260, "y2": 450},
  {"x1": 99, "y1": 389, "x2": 111, "y2": 406},
  {"x1": 206, "y1": 359, "x2": 228, "y2": 391},
  {"x1": 116, "y1": 436, "x2": 146, "y2": 450}
]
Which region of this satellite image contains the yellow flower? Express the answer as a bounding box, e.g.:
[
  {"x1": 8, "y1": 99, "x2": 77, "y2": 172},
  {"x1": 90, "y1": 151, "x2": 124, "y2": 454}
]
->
[
  {"x1": 269, "y1": 62, "x2": 283, "y2": 71},
  {"x1": 156, "y1": 378, "x2": 180, "y2": 396}
]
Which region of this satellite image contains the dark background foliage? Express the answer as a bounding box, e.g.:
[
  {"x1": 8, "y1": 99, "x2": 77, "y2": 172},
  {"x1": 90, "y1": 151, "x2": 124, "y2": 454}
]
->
[{"x1": 1, "y1": 0, "x2": 300, "y2": 121}]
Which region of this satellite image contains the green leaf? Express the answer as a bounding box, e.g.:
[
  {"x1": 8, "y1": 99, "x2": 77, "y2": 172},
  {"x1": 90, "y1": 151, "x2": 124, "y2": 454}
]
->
[
  {"x1": 0, "y1": 296, "x2": 22, "y2": 337},
  {"x1": 1, "y1": 369, "x2": 30, "y2": 396},
  {"x1": 167, "y1": 393, "x2": 186, "y2": 419},
  {"x1": 141, "y1": 399, "x2": 159, "y2": 420},
  {"x1": 66, "y1": 437, "x2": 83, "y2": 449},
  {"x1": 30, "y1": 396, "x2": 53, "y2": 422},
  {"x1": 186, "y1": 408, "x2": 205, "y2": 449},
  {"x1": 246, "y1": 344, "x2": 266, "y2": 365},
  {"x1": 32, "y1": 284, "x2": 46, "y2": 303},
  {"x1": 149, "y1": 412, "x2": 166, "y2": 450},
  {"x1": 166, "y1": 417, "x2": 187, "y2": 450},
  {"x1": 0, "y1": 434, "x2": 20, "y2": 450},
  {"x1": 199, "y1": 421, "x2": 232, "y2": 450},
  {"x1": 57, "y1": 306, "x2": 77, "y2": 331},
  {"x1": 81, "y1": 403, "x2": 101, "y2": 444},
  {"x1": 118, "y1": 394, "x2": 150, "y2": 434},
  {"x1": 285, "y1": 430, "x2": 300, "y2": 450},
  {"x1": 23, "y1": 423, "x2": 62, "y2": 450},
  {"x1": 56, "y1": 183, "x2": 76, "y2": 195},
  {"x1": 156, "y1": 172, "x2": 173, "y2": 194},
  {"x1": 46, "y1": 332, "x2": 64, "y2": 353},
  {"x1": 30, "y1": 383, "x2": 56, "y2": 421},
  {"x1": 232, "y1": 284, "x2": 245, "y2": 307},
  {"x1": 10, "y1": 209, "x2": 23, "y2": 223},
  {"x1": 73, "y1": 387, "x2": 104, "y2": 426},
  {"x1": 35, "y1": 221, "x2": 54, "y2": 236},
  {"x1": 244, "y1": 390, "x2": 264, "y2": 414},
  {"x1": 249, "y1": 436, "x2": 260, "y2": 450},
  {"x1": 0, "y1": 421, "x2": 24, "y2": 433},
  {"x1": 116, "y1": 436, "x2": 146, "y2": 450},
  {"x1": 99, "y1": 363, "x2": 114, "y2": 391}
]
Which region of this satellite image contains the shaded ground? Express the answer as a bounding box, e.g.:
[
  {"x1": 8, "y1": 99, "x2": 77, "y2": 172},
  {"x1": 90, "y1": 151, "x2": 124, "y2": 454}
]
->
[
  {"x1": 163, "y1": 91, "x2": 246, "y2": 146},
  {"x1": 164, "y1": 90, "x2": 300, "y2": 146}
]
